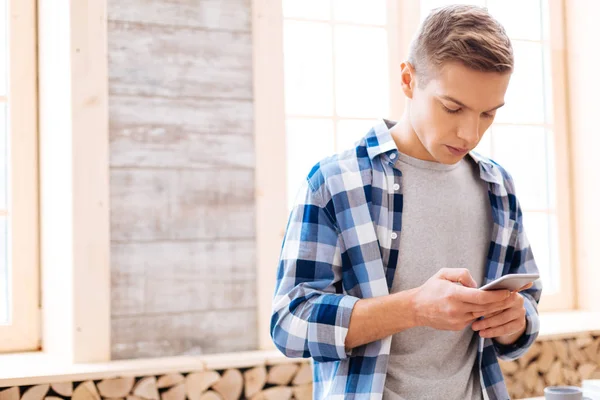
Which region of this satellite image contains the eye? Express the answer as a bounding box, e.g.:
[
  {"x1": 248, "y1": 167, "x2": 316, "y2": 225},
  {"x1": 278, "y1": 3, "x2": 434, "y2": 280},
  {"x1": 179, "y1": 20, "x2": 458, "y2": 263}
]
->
[
  {"x1": 442, "y1": 104, "x2": 461, "y2": 114},
  {"x1": 481, "y1": 112, "x2": 495, "y2": 119}
]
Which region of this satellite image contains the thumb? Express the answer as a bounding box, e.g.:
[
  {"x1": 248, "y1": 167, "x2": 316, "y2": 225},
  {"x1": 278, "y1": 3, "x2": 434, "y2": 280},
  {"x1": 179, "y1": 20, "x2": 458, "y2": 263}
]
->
[
  {"x1": 513, "y1": 282, "x2": 534, "y2": 294},
  {"x1": 437, "y1": 268, "x2": 477, "y2": 288}
]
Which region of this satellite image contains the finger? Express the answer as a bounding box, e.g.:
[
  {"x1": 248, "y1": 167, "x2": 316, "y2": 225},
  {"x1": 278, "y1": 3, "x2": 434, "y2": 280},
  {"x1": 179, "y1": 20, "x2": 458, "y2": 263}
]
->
[
  {"x1": 471, "y1": 292, "x2": 519, "y2": 318},
  {"x1": 474, "y1": 309, "x2": 503, "y2": 320},
  {"x1": 455, "y1": 302, "x2": 495, "y2": 315},
  {"x1": 471, "y1": 308, "x2": 521, "y2": 331},
  {"x1": 460, "y1": 316, "x2": 479, "y2": 325},
  {"x1": 438, "y1": 268, "x2": 477, "y2": 288},
  {"x1": 454, "y1": 286, "x2": 511, "y2": 305},
  {"x1": 479, "y1": 318, "x2": 523, "y2": 339},
  {"x1": 512, "y1": 282, "x2": 533, "y2": 294},
  {"x1": 472, "y1": 307, "x2": 507, "y2": 320}
]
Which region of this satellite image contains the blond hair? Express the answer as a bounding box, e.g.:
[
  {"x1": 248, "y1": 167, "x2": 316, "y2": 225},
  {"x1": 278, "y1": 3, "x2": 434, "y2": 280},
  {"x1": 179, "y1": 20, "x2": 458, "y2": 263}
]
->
[{"x1": 408, "y1": 5, "x2": 513, "y2": 86}]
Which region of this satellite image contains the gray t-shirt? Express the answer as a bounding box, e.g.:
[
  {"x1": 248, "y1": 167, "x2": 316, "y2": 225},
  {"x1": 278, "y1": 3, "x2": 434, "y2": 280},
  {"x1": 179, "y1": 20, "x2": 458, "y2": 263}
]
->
[{"x1": 383, "y1": 151, "x2": 492, "y2": 400}]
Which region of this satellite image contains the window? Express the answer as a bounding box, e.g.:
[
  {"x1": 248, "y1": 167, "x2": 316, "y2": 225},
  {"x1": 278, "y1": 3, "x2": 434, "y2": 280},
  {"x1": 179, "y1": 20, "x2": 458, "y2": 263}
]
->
[
  {"x1": 0, "y1": 0, "x2": 40, "y2": 352},
  {"x1": 279, "y1": 0, "x2": 573, "y2": 309},
  {"x1": 282, "y1": 0, "x2": 402, "y2": 208},
  {"x1": 420, "y1": 0, "x2": 573, "y2": 310},
  {"x1": 255, "y1": 0, "x2": 574, "y2": 348}
]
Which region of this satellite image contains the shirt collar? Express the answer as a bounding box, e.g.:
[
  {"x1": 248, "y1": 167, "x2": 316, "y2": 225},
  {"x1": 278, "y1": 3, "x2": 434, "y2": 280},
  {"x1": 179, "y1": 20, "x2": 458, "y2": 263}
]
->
[
  {"x1": 365, "y1": 119, "x2": 504, "y2": 186},
  {"x1": 365, "y1": 119, "x2": 400, "y2": 160},
  {"x1": 468, "y1": 150, "x2": 504, "y2": 185}
]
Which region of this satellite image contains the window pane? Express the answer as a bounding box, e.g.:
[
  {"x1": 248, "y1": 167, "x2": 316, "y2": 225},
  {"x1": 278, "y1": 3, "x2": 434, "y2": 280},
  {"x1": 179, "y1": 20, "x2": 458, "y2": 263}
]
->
[
  {"x1": 542, "y1": 29, "x2": 554, "y2": 125},
  {"x1": 540, "y1": 0, "x2": 553, "y2": 122},
  {"x1": 0, "y1": 103, "x2": 6, "y2": 209},
  {"x1": 0, "y1": 0, "x2": 6, "y2": 96},
  {"x1": 546, "y1": 129, "x2": 557, "y2": 211},
  {"x1": 522, "y1": 211, "x2": 559, "y2": 294},
  {"x1": 334, "y1": 25, "x2": 389, "y2": 118},
  {"x1": 286, "y1": 119, "x2": 335, "y2": 209},
  {"x1": 486, "y1": 0, "x2": 541, "y2": 41},
  {"x1": 473, "y1": 127, "x2": 492, "y2": 158},
  {"x1": 283, "y1": 0, "x2": 331, "y2": 21},
  {"x1": 283, "y1": 21, "x2": 333, "y2": 116},
  {"x1": 333, "y1": 0, "x2": 386, "y2": 25},
  {"x1": 0, "y1": 216, "x2": 7, "y2": 324},
  {"x1": 548, "y1": 212, "x2": 560, "y2": 294},
  {"x1": 337, "y1": 119, "x2": 377, "y2": 152},
  {"x1": 495, "y1": 41, "x2": 545, "y2": 125},
  {"x1": 492, "y1": 125, "x2": 549, "y2": 210}
]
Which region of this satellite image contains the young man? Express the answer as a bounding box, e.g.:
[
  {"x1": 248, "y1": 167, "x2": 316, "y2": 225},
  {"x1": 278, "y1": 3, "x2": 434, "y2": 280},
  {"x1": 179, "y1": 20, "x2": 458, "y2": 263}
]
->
[{"x1": 271, "y1": 5, "x2": 542, "y2": 400}]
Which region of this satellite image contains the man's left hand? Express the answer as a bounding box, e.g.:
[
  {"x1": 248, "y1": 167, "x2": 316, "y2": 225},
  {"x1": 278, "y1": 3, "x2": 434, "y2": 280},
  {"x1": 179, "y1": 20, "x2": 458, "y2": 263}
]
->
[{"x1": 470, "y1": 283, "x2": 533, "y2": 345}]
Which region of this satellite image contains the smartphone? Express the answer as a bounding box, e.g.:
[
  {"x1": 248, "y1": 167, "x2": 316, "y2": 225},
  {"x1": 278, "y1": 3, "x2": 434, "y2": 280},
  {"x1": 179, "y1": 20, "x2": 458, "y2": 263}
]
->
[{"x1": 479, "y1": 273, "x2": 540, "y2": 291}]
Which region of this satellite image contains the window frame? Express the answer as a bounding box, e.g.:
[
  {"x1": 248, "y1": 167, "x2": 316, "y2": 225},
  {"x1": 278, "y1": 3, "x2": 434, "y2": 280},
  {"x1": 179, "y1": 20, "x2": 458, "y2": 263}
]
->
[
  {"x1": 36, "y1": 0, "x2": 111, "y2": 362},
  {"x1": 533, "y1": 0, "x2": 574, "y2": 312},
  {"x1": 0, "y1": 0, "x2": 111, "y2": 360},
  {"x1": 0, "y1": 0, "x2": 41, "y2": 353}
]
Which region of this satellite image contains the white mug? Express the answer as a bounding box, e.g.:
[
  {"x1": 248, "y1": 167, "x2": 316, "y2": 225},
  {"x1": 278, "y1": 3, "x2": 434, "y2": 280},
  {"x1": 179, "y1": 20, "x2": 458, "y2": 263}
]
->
[{"x1": 545, "y1": 386, "x2": 592, "y2": 400}]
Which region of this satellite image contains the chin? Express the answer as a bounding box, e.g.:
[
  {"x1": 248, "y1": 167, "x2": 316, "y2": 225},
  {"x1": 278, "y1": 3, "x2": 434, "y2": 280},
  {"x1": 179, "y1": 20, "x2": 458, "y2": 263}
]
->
[
  {"x1": 439, "y1": 145, "x2": 470, "y2": 163},
  {"x1": 439, "y1": 156, "x2": 461, "y2": 165},
  {"x1": 428, "y1": 149, "x2": 458, "y2": 164}
]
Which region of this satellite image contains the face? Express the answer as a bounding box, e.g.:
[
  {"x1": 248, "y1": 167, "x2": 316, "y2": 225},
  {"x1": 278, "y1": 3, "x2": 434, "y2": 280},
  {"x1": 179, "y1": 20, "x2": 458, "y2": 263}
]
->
[{"x1": 400, "y1": 61, "x2": 511, "y2": 164}]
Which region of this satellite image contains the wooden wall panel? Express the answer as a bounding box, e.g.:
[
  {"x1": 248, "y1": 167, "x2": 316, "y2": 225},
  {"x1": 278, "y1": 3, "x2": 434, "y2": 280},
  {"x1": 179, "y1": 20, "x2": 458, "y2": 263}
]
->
[
  {"x1": 111, "y1": 241, "x2": 257, "y2": 317},
  {"x1": 109, "y1": 96, "x2": 254, "y2": 137},
  {"x1": 111, "y1": 309, "x2": 257, "y2": 359},
  {"x1": 108, "y1": 0, "x2": 257, "y2": 359},
  {"x1": 110, "y1": 130, "x2": 255, "y2": 170},
  {"x1": 108, "y1": 21, "x2": 252, "y2": 99},
  {"x1": 108, "y1": 0, "x2": 251, "y2": 32},
  {"x1": 110, "y1": 168, "x2": 255, "y2": 241}
]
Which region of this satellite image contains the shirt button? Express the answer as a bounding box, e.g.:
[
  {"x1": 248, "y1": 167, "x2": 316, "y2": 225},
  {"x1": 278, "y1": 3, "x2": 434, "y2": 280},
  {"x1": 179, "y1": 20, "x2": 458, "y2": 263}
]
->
[
  {"x1": 391, "y1": 232, "x2": 398, "y2": 240},
  {"x1": 390, "y1": 153, "x2": 396, "y2": 159},
  {"x1": 393, "y1": 183, "x2": 400, "y2": 191}
]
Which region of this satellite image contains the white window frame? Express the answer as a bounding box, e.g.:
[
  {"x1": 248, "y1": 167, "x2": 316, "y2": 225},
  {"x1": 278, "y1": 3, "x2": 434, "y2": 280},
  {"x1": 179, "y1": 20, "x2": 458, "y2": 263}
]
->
[
  {"x1": 36, "y1": 0, "x2": 111, "y2": 362},
  {"x1": 0, "y1": 0, "x2": 111, "y2": 360},
  {"x1": 0, "y1": 0, "x2": 41, "y2": 353},
  {"x1": 534, "y1": 0, "x2": 574, "y2": 312},
  {"x1": 565, "y1": 0, "x2": 600, "y2": 312},
  {"x1": 253, "y1": 0, "x2": 575, "y2": 349},
  {"x1": 253, "y1": 0, "x2": 288, "y2": 351}
]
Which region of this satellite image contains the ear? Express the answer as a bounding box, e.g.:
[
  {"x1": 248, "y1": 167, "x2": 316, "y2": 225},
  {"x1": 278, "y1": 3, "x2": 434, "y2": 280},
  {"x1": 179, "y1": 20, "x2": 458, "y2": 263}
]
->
[{"x1": 400, "y1": 61, "x2": 417, "y2": 99}]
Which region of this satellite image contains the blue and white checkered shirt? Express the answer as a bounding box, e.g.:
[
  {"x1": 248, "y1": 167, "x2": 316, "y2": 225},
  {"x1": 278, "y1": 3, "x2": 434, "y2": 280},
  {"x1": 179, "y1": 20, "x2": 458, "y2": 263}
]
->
[{"x1": 271, "y1": 119, "x2": 542, "y2": 400}]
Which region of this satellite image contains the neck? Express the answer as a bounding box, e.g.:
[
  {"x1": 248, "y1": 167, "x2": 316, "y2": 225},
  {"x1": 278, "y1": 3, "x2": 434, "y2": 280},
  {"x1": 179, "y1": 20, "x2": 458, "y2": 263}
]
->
[{"x1": 390, "y1": 112, "x2": 436, "y2": 162}]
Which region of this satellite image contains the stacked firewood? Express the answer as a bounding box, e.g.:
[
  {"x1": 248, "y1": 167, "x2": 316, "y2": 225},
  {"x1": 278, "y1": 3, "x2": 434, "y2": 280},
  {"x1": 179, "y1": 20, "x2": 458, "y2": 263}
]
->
[
  {"x1": 0, "y1": 363, "x2": 312, "y2": 400},
  {"x1": 500, "y1": 335, "x2": 600, "y2": 399},
  {"x1": 2, "y1": 336, "x2": 599, "y2": 400}
]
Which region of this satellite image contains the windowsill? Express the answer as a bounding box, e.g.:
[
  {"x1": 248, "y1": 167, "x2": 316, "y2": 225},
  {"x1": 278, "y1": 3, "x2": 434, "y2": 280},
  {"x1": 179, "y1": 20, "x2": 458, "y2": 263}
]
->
[
  {"x1": 538, "y1": 310, "x2": 600, "y2": 340},
  {"x1": 0, "y1": 349, "x2": 297, "y2": 387},
  {"x1": 0, "y1": 311, "x2": 598, "y2": 387}
]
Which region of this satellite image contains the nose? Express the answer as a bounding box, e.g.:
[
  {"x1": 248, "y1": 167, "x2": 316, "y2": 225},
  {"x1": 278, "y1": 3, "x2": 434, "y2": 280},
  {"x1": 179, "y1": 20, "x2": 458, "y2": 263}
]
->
[{"x1": 456, "y1": 118, "x2": 480, "y2": 147}]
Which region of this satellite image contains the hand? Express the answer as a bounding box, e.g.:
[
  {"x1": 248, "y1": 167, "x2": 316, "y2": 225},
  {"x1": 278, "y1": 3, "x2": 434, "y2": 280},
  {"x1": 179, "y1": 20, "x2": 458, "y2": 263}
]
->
[
  {"x1": 412, "y1": 268, "x2": 511, "y2": 332},
  {"x1": 470, "y1": 283, "x2": 533, "y2": 343}
]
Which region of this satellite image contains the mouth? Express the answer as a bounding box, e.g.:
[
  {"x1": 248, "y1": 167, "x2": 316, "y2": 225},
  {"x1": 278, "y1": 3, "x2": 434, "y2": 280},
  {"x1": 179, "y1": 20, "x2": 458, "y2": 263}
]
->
[{"x1": 446, "y1": 145, "x2": 469, "y2": 156}]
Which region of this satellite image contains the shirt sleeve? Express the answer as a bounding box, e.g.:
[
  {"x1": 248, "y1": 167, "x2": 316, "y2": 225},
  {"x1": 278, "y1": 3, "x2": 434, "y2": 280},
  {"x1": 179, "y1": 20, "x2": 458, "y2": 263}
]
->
[
  {"x1": 270, "y1": 179, "x2": 360, "y2": 363},
  {"x1": 493, "y1": 176, "x2": 543, "y2": 361}
]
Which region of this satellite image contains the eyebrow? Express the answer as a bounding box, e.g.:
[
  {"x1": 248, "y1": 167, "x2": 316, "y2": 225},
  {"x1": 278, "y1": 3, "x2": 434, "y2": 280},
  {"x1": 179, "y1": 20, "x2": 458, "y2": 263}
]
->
[{"x1": 439, "y1": 95, "x2": 505, "y2": 113}]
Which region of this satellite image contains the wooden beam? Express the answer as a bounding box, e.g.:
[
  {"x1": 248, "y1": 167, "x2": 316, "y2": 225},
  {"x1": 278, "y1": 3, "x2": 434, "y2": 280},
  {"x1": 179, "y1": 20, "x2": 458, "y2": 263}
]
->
[{"x1": 38, "y1": 0, "x2": 110, "y2": 362}]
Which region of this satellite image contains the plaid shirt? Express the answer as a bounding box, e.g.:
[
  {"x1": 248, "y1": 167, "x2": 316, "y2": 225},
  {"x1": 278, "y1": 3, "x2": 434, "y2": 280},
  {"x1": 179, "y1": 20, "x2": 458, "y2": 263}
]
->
[{"x1": 271, "y1": 119, "x2": 542, "y2": 400}]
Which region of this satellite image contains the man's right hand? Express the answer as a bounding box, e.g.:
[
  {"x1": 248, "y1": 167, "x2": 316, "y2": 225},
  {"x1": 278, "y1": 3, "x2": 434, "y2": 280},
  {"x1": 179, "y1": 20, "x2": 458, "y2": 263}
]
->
[{"x1": 411, "y1": 268, "x2": 511, "y2": 331}]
